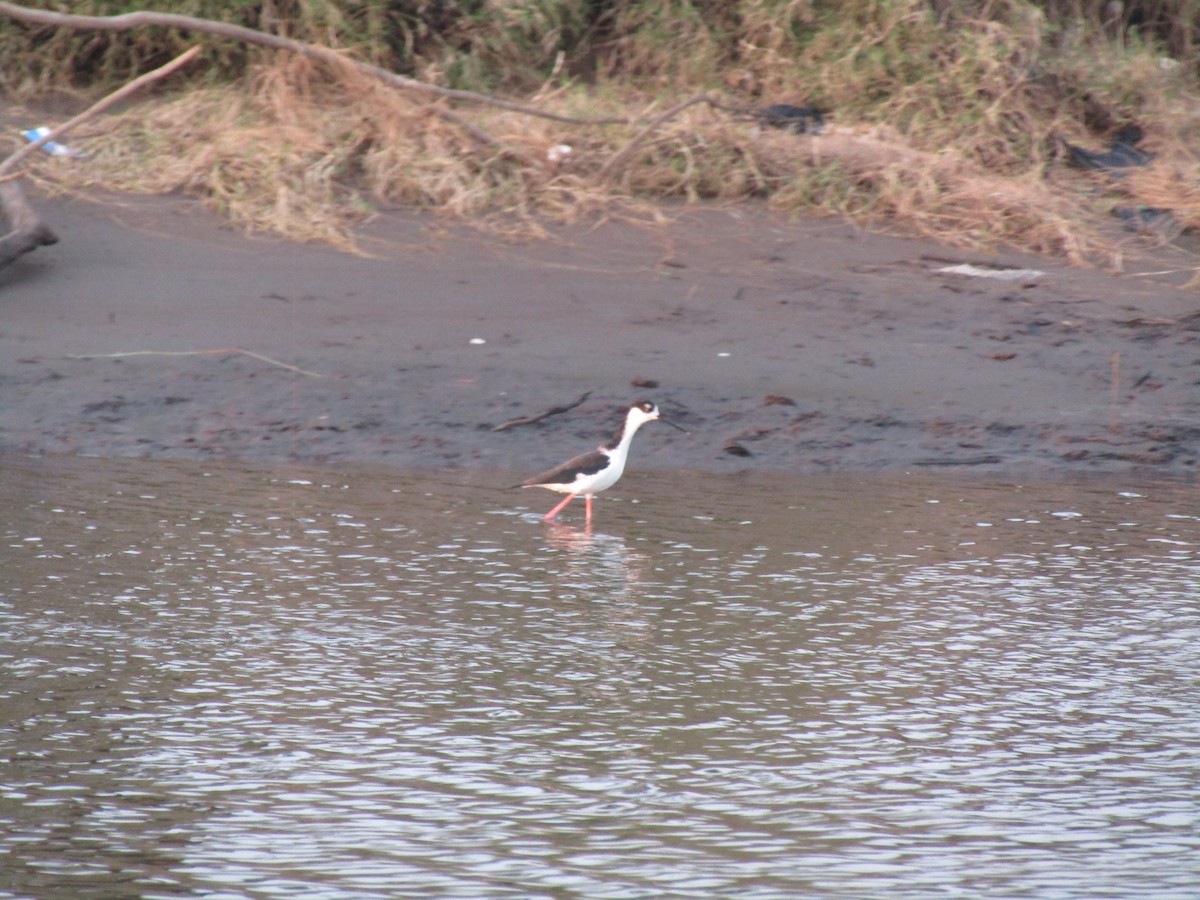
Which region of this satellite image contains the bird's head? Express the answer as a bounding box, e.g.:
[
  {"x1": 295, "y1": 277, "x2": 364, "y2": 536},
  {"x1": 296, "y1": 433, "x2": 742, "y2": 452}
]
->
[{"x1": 630, "y1": 400, "x2": 687, "y2": 433}]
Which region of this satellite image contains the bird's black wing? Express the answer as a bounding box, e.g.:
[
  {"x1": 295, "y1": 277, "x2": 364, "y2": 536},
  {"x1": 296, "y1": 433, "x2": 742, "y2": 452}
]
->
[{"x1": 521, "y1": 448, "x2": 608, "y2": 488}]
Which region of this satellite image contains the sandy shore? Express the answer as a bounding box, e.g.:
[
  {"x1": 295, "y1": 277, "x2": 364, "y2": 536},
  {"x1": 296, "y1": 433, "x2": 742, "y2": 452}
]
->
[{"x1": 2, "y1": 192, "x2": 1198, "y2": 476}]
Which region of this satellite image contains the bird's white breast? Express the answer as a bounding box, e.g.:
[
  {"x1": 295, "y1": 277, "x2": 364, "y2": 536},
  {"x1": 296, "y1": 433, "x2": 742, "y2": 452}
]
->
[{"x1": 575, "y1": 451, "x2": 624, "y2": 495}]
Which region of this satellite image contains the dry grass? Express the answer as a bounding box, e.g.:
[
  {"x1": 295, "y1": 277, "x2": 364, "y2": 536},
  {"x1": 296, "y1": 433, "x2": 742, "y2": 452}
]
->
[
  {"x1": 9, "y1": 0, "x2": 1200, "y2": 267},
  {"x1": 0, "y1": 71, "x2": 1117, "y2": 261},
  {"x1": 28, "y1": 58, "x2": 450, "y2": 250},
  {"x1": 21, "y1": 54, "x2": 651, "y2": 249}
]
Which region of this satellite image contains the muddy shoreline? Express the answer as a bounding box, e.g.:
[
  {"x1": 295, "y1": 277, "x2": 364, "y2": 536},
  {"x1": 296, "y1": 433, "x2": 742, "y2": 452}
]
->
[{"x1": 2, "y1": 192, "x2": 1199, "y2": 476}]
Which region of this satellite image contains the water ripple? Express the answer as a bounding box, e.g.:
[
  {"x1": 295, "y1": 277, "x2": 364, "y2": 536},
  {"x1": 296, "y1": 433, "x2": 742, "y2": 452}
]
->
[{"x1": 2, "y1": 458, "x2": 1199, "y2": 898}]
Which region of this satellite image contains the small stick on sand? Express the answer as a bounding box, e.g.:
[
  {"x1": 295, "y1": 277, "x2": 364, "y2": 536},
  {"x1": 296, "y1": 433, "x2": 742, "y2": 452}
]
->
[
  {"x1": 1109, "y1": 351, "x2": 1121, "y2": 434},
  {"x1": 65, "y1": 347, "x2": 326, "y2": 378},
  {"x1": 492, "y1": 391, "x2": 592, "y2": 432}
]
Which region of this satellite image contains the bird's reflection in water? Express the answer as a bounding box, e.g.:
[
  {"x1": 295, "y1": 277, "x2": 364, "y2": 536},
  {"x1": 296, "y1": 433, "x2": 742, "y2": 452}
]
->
[{"x1": 541, "y1": 521, "x2": 654, "y2": 647}]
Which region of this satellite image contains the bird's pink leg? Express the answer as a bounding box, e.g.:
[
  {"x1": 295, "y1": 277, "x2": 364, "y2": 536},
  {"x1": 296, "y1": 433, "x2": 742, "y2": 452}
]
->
[
  {"x1": 544, "y1": 493, "x2": 576, "y2": 521},
  {"x1": 585, "y1": 494, "x2": 593, "y2": 524}
]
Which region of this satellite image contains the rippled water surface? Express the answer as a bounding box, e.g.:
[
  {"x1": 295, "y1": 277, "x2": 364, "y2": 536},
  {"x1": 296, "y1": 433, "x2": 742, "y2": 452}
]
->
[{"x1": 3, "y1": 455, "x2": 1200, "y2": 899}]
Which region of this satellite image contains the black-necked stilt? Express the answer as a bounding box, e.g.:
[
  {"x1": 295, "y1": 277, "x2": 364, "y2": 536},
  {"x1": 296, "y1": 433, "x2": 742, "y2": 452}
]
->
[{"x1": 521, "y1": 400, "x2": 686, "y2": 523}]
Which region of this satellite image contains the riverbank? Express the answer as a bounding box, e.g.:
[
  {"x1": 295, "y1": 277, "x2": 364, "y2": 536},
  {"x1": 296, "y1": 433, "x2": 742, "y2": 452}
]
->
[{"x1": 2, "y1": 192, "x2": 1198, "y2": 475}]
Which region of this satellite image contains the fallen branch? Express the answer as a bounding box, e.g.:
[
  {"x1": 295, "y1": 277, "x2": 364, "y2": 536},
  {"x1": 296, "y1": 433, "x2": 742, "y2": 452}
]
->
[
  {"x1": 492, "y1": 391, "x2": 592, "y2": 432},
  {"x1": 0, "y1": 181, "x2": 57, "y2": 268},
  {"x1": 65, "y1": 348, "x2": 326, "y2": 378}
]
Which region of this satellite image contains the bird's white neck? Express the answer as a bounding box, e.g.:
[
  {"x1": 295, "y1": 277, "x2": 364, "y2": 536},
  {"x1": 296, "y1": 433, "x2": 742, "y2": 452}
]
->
[{"x1": 605, "y1": 411, "x2": 647, "y2": 458}]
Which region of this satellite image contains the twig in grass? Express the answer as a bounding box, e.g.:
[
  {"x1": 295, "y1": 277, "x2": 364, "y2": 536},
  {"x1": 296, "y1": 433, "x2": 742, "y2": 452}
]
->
[
  {"x1": 492, "y1": 391, "x2": 592, "y2": 432},
  {"x1": 1125, "y1": 266, "x2": 1200, "y2": 278},
  {"x1": 66, "y1": 348, "x2": 326, "y2": 377},
  {"x1": 596, "y1": 93, "x2": 744, "y2": 184}
]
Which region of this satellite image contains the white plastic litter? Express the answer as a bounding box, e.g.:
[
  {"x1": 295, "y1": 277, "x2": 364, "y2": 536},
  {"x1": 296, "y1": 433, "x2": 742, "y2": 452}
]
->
[{"x1": 22, "y1": 126, "x2": 84, "y2": 159}]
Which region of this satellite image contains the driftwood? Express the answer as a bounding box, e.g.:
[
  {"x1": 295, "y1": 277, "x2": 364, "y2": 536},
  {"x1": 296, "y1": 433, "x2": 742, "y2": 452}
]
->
[
  {"x1": 0, "y1": 181, "x2": 57, "y2": 268},
  {"x1": 492, "y1": 392, "x2": 592, "y2": 432},
  {"x1": 0, "y1": 45, "x2": 201, "y2": 271}
]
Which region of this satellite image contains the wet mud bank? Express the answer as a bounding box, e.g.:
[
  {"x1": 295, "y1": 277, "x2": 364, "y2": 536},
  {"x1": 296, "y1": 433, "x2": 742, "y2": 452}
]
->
[{"x1": 3, "y1": 193, "x2": 1199, "y2": 477}]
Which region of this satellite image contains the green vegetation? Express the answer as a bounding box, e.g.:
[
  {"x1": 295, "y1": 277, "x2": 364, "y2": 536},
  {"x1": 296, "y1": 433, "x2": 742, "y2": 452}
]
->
[{"x1": 4, "y1": 0, "x2": 1200, "y2": 262}]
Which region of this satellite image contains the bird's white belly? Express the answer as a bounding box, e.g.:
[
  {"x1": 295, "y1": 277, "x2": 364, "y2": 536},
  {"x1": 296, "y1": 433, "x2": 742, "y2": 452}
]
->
[{"x1": 573, "y1": 458, "x2": 625, "y2": 495}]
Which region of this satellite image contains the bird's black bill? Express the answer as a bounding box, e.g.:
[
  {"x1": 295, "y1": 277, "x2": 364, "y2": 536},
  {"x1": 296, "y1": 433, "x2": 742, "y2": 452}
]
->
[{"x1": 661, "y1": 416, "x2": 689, "y2": 434}]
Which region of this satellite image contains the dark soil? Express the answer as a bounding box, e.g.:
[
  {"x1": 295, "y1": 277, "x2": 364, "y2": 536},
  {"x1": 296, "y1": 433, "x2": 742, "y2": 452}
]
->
[{"x1": 3, "y1": 192, "x2": 1199, "y2": 476}]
